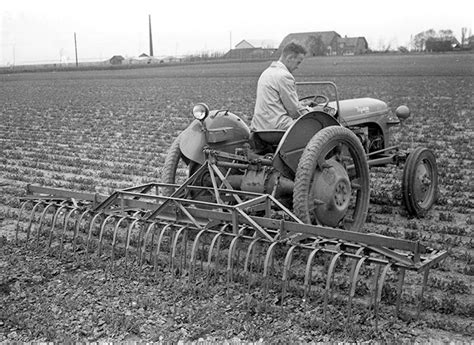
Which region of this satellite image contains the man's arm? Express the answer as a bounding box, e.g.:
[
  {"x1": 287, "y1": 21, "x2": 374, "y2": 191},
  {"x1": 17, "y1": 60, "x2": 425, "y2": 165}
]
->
[{"x1": 278, "y1": 73, "x2": 306, "y2": 119}]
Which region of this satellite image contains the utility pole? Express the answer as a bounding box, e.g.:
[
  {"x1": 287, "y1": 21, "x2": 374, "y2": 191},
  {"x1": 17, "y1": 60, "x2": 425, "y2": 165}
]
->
[
  {"x1": 229, "y1": 31, "x2": 232, "y2": 50},
  {"x1": 149, "y1": 15, "x2": 154, "y2": 57},
  {"x1": 74, "y1": 32, "x2": 78, "y2": 67}
]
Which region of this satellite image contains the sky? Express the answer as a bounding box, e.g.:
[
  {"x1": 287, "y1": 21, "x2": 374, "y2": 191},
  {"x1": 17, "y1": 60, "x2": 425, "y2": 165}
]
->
[{"x1": 1, "y1": 0, "x2": 473, "y2": 66}]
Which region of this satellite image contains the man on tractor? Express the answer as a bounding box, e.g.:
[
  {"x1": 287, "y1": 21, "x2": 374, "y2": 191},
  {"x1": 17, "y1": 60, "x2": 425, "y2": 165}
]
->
[{"x1": 251, "y1": 42, "x2": 309, "y2": 131}]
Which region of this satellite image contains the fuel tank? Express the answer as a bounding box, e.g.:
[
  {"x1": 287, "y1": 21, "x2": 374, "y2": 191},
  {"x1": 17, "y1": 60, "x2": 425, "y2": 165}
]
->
[{"x1": 179, "y1": 110, "x2": 250, "y2": 164}]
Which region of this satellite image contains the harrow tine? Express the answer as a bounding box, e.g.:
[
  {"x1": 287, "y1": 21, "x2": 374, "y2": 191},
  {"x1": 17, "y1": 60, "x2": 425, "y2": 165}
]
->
[
  {"x1": 374, "y1": 263, "x2": 391, "y2": 330},
  {"x1": 22, "y1": 201, "x2": 43, "y2": 245},
  {"x1": 226, "y1": 235, "x2": 241, "y2": 293},
  {"x1": 303, "y1": 248, "x2": 322, "y2": 303},
  {"x1": 171, "y1": 226, "x2": 187, "y2": 275},
  {"x1": 367, "y1": 264, "x2": 381, "y2": 323},
  {"x1": 154, "y1": 223, "x2": 173, "y2": 274},
  {"x1": 281, "y1": 245, "x2": 298, "y2": 308},
  {"x1": 58, "y1": 208, "x2": 80, "y2": 259},
  {"x1": 417, "y1": 268, "x2": 430, "y2": 320},
  {"x1": 189, "y1": 229, "x2": 209, "y2": 282},
  {"x1": 111, "y1": 216, "x2": 129, "y2": 270},
  {"x1": 263, "y1": 242, "x2": 279, "y2": 303},
  {"x1": 395, "y1": 268, "x2": 406, "y2": 318},
  {"x1": 15, "y1": 200, "x2": 35, "y2": 244},
  {"x1": 98, "y1": 215, "x2": 117, "y2": 257},
  {"x1": 140, "y1": 222, "x2": 157, "y2": 267},
  {"x1": 86, "y1": 213, "x2": 104, "y2": 259},
  {"x1": 72, "y1": 210, "x2": 91, "y2": 255},
  {"x1": 35, "y1": 203, "x2": 57, "y2": 249},
  {"x1": 206, "y1": 232, "x2": 224, "y2": 286},
  {"x1": 346, "y1": 256, "x2": 367, "y2": 327},
  {"x1": 244, "y1": 238, "x2": 261, "y2": 292},
  {"x1": 124, "y1": 219, "x2": 140, "y2": 270},
  {"x1": 323, "y1": 252, "x2": 343, "y2": 320},
  {"x1": 48, "y1": 205, "x2": 69, "y2": 251}
]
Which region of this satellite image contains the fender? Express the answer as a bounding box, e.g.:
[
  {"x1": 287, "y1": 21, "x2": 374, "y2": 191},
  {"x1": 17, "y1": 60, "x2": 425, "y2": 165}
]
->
[
  {"x1": 273, "y1": 111, "x2": 340, "y2": 179},
  {"x1": 180, "y1": 110, "x2": 250, "y2": 164}
]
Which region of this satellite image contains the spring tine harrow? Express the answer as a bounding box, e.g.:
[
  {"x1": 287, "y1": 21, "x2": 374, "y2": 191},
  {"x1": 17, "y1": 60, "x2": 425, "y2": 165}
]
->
[
  {"x1": 189, "y1": 229, "x2": 209, "y2": 282},
  {"x1": 263, "y1": 242, "x2": 279, "y2": 301},
  {"x1": 47, "y1": 204, "x2": 69, "y2": 251},
  {"x1": 171, "y1": 226, "x2": 187, "y2": 274},
  {"x1": 226, "y1": 235, "x2": 242, "y2": 292},
  {"x1": 375, "y1": 263, "x2": 392, "y2": 330},
  {"x1": 97, "y1": 215, "x2": 117, "y2": 257},
  {"x1": 140, "y1": 222, "x2": 157, "y2": 267},
  {"x1": 15, "y1": 200, "x2": 36, "y2": 244},
  {"x1": 206, "y1": 232, "x2": 224, "y2": 286},
  {"x1": 16, "y1": 182, "x2": 448, "y2": 327},
  {"x1": 111, "y1": 216, "x2": 128, "y2": 269},
  {"x1": 395, "y1": 268, "x2": 406, "y2": 318},
  {"x1": 281, "y1": 245, "x2": 298, "y2": 307},
  {"x1": 86, "y1": 213, "x2": 103, "y2": 258},
  {"x1": 244, "y1": 238, "x2": 262, "y2": 292},
  {"x1": 303, "y1": 247, "x2": 322, "y2": 303},
  {"x1": 346, "y1": 256, "x2": 368, "y2": 327},
  {"x1": 323, "y1": 252, "x2": 344, "y2": 320},
  {"x1": 58, "y1": 207, "x2": 81, "y2": 258},
  {"x1": 154, "y1": 223, "x2": 173, "y2": 274},
  {"x1": 124, "y1": 219, "x2": 140, "y2": 270}
]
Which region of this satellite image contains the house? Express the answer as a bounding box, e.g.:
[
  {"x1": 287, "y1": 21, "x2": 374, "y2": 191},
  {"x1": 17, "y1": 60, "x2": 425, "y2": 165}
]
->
[
  {"x1": 425, "y1": 37, "x2": 460, "y2": 52},
  {"x1": 337, "y1": 37, "x2": 368, "y2": 55},
  {"x1": 235, "y1": 39, "x2": 277, "y2": 49},
  {"x1": 225, "y1": 39, "x2": 277, "y2": 60},
  {"x1": 109, "y1": 55, "x2": 125, "y2": 65},
  {"x1": 276, "y1": 31, "x2": 341, "y2": 56},
  {"x1": 235, "y1": 40, "x2": 254, "y2": 49}
]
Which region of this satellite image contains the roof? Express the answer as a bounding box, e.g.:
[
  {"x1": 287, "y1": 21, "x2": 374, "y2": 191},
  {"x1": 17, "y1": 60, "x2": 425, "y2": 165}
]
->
[
  {"x1": 279, "y1": 31, "x2": 341, "y2": 49},
  {"x1": 235, "y1": 39, "x2": 277, "y2": 49},
  {"x1": 338, "y1": 37, "x2": 365, "y2": 46}
]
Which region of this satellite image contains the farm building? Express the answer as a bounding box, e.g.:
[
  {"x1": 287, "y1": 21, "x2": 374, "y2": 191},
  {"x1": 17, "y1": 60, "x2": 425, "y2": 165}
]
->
[
  {"x1": 225, "y1": 39, "x2": 277, "y2": 60},
  {"x1": 276, "y1": 31, "x2": 369, "y2": 56},
  {"x1": 425, "y1": 37, "x2": 461, "y2": 52},
  {"x1": 276, "y1": 31, "x2": 341, "y2": 56},
  {"x1": 337, "y1": 36, "x2": 368, "y2": 55}
]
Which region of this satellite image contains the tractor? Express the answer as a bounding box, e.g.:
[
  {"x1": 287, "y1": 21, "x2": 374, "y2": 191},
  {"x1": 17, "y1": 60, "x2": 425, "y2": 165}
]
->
[{"x1": 162, "y1": 81, "x2": 438, "y2": 230}]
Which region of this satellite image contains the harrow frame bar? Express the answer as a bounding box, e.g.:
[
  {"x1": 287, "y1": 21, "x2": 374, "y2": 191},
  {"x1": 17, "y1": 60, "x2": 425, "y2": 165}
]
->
[{"x1": 22, "y1": 180, "x2": 447, "y2": 272}]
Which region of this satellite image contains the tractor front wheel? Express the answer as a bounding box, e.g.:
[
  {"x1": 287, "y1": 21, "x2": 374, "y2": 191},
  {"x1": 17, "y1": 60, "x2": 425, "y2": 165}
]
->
[
  {"x1": 293, "y1": 126, "x2": 370, "y2": 231},
  {"x1": 402, "y1": 147, "x2": 438, "y2": 217}
]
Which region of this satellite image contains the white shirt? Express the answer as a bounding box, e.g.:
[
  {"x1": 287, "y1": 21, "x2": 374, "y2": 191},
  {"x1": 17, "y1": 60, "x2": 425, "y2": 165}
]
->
[{"x1": 251, "y1": 61, "x2": 305, "y2": 131}]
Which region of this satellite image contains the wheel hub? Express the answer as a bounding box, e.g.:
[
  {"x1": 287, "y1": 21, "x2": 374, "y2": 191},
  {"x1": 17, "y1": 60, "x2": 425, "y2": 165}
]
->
[
  {"x1": 310, "y1": 158, "x2": 351, "y2": 227},
  {"x1": 415, "y1": 163, "x2": 431, "y2": 202}
]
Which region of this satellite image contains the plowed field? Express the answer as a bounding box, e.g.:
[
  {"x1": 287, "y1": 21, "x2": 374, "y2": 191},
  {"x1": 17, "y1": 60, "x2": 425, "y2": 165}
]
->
[{"x1": 1, "y1": 53, "x2": 473, "y2": 342}]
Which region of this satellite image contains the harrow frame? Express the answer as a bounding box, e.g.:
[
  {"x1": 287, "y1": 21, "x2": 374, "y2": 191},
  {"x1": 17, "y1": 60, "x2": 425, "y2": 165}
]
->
[{"x1": 16, "y1": 159, "x2": 448, "y2": 329}]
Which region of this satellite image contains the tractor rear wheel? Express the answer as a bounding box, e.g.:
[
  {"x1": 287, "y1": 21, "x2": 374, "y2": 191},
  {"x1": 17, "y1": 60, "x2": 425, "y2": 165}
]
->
[
  {"x1": 293, "y1": 126, "x2": 370, "y2": 231},
  {"x1": 402, "y1": 147, "x2": 438, "y2": 217}
]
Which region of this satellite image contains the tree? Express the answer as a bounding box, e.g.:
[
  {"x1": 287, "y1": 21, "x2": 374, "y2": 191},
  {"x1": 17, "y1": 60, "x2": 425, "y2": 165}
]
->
[
  {"x1": 305, "y1": 35, "x2": 326, "y2": 56},
  {"x1": 412, "y1": 29, "x2": 436, "y2": 51}
]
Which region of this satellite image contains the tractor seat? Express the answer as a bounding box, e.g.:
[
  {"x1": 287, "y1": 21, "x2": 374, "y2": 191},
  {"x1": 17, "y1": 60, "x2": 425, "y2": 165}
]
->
[
  {"x1": 253, "y1": 130, "x2": 286, "y2": 145},
  {"x1": 250, "y1": 130, "x2": 286, "y2": 155}
]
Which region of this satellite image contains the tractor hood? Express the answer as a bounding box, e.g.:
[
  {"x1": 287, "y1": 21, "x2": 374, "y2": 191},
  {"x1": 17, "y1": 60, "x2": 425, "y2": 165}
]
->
[
  {"x1": 330, "y1": 98, "x2": 391, "y2": 126},
  {"x1": 180, "y1": 109, "x2": 250, "y2": 164}
]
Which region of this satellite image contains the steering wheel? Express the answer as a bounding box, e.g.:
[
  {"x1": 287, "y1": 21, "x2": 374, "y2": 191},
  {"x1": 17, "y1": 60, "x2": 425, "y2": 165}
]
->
[{"x1": 299, "y1": 94, "x2": 330, "y2": 108}]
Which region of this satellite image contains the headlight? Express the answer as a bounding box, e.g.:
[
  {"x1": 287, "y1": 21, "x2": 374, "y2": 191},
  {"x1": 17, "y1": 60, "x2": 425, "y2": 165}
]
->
[
  {"x1": 395, "y1": 105, "x2": 410, "y2": 120},
  {"x1": 192, "y1": 103, "x2": 209, "y2": 121}
]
